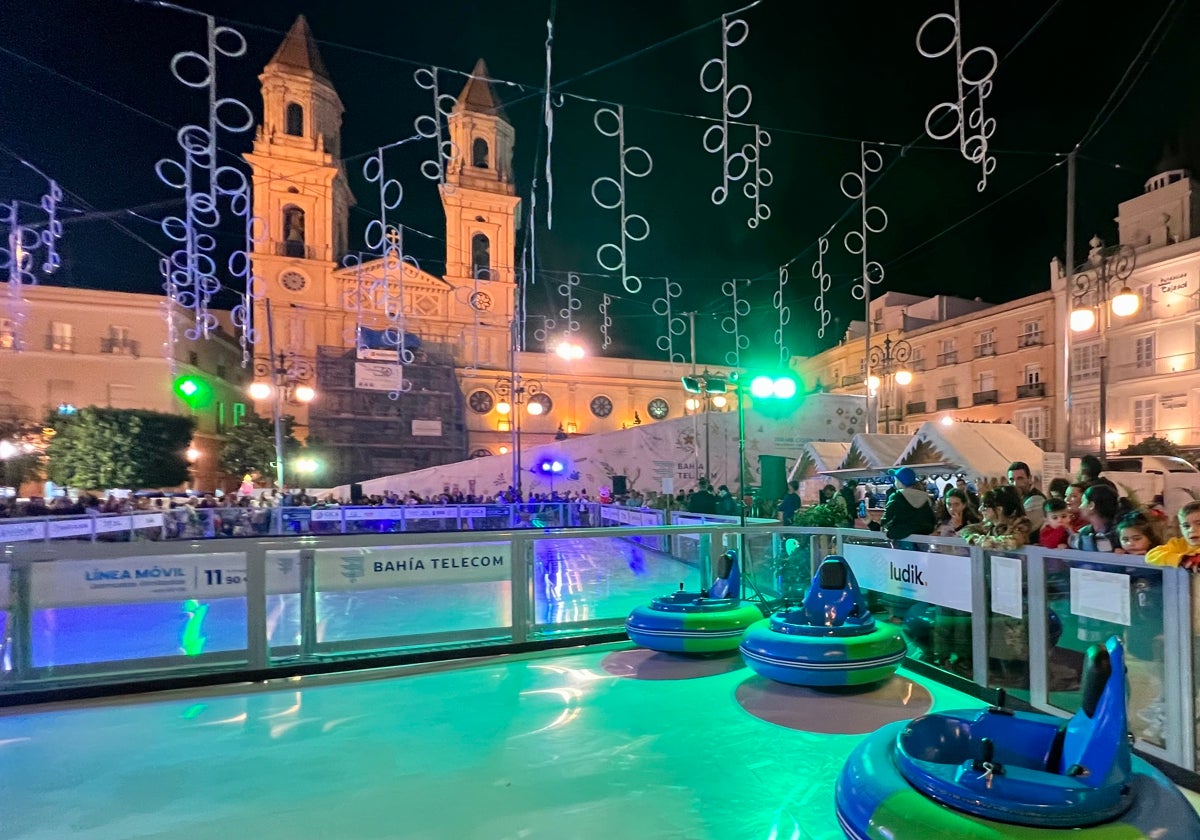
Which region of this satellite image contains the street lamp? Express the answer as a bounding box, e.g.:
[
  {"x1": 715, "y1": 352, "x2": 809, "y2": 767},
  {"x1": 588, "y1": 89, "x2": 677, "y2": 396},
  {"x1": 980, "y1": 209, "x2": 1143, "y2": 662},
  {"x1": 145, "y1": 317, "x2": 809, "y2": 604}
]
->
[
  {"x1": 250, "y1": 349, "x2": 316, "y2": 492},
  {"x1": 495, "y1": 375, "x2": 545, "y2": 498},
  {"x1": 1069, "y1": 235, "x2": 1138, "y2": 467},
  {"x1": 681, "y1": 371, "x2": 730, "y2": 484},
  {"x1": 867, "y1": 336, "x2": 914, "y2": 433}
]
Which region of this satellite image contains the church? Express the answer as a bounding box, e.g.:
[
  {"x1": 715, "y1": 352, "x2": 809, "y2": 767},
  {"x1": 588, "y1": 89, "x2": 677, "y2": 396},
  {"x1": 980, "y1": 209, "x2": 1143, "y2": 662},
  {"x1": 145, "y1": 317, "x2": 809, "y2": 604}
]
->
[{"x1": 246, "y1": 17, "x2": 706, "y2": 487}]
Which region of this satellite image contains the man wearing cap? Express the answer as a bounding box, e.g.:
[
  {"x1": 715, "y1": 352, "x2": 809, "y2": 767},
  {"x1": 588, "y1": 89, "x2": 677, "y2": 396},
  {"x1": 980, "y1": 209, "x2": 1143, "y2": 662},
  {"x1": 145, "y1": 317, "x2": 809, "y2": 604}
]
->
[{"x1": 882, "y1": 466, "x2": 936, "y2": 541}]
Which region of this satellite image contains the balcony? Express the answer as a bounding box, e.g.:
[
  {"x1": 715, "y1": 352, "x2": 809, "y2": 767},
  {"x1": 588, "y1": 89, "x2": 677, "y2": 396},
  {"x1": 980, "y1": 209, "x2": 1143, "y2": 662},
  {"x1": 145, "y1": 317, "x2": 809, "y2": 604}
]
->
[
  {"x1": 1016, "y1": 382, "x2": 1045, "y2": 399},
  {"x1": 973, "y1": 344, "x2": 997, "y2": 358},
  {"x1": 879, "y1": 407, "x2": 903, "y2": 423},
  {"x1": 1071, "y1": 368, "x2": 1100, "y2": 384},
  {"x1": 1110, "y1": 352, "x2": 1198, "y2": 379},
  {"x1": 100, "y1": 337, "x2": 140, "y2": 358},
  {"x1": 972, "y1": 390, "x2": 999, "y2": 405},
  {"x1": 841, "y1": 373, "x2": 865, "y2": 387},
  {"x1": 905, "y1": 400, "x2": 927, "y2": 415},
  {"x1": 935, "y1": 396, "x2": 958, "y2": 410},
  {"x1": 1018, "y1": 332, "x2": 1043, "y2": 348},
  {"x1": 44, "y1": 335, "x2": 73, "y2": 352},
  {"x1": 936, "y1": 351, "x2": 958, "y2": 365}
]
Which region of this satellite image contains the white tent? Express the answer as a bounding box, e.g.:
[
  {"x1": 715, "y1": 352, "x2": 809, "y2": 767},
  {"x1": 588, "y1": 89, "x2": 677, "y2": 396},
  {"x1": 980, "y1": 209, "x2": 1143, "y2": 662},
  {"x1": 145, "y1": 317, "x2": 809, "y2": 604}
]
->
[
  {"x1": 330, "y1": 393, "x2": 868, "y2": 501},
  {"x1": 838, "y1": 434, "x2": 912, "y2": 471},
  {"x1": 790, "y1": 440, "x2": 852, "y2": 502},
  {"x1": 896, "y1": 421, "x2": 1045, "y2": 484}
]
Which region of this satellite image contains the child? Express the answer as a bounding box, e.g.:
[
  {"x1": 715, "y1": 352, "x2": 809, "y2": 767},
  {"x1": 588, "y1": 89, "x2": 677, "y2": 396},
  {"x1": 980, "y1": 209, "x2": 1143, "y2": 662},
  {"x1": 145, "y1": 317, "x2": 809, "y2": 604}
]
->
[
  {"x1": 1070, "y1": 484, "x2": 1124, "y2": 553},
  {"x1": 1039, "y1": 498, "x2": 1073, "y2": 549},
  {"x1": 1116, "y1": 513, "x2": 1161, "y2": 556},
  {"x1": 1146, "y1": 501, "x2": 1200, "y2": 570}
]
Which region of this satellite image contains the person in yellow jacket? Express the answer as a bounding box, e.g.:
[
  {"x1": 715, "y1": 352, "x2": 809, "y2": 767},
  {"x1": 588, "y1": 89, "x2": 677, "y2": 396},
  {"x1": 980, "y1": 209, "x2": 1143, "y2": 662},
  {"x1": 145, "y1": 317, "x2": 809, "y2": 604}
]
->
[{"x1": 1146, "y1": 501, "x2": 1200, "y2": 570}]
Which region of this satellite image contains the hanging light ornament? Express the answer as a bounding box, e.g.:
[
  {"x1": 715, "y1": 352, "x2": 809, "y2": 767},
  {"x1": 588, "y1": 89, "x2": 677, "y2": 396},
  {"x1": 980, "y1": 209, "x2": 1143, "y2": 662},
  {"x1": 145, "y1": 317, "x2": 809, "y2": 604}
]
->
[
  {"x1": 591, "y1": 105, "x2": 653, "y2": 294},
  {"x1": 917, "y1": 1, "x2": 998, "y2": 191},
  {"x1": 653, "y1": 277, "x2": 686, "y2": 364},
  {"x1": 811, "y1": 236, "x2": 832, "y2": 340}
]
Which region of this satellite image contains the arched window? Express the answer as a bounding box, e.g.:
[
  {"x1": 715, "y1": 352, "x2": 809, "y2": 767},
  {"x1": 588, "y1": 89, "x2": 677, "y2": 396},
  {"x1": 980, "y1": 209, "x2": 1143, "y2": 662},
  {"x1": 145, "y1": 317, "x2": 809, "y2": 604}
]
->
[
  {"x1": 282, "y1": 205, "x2": 307, "y2": 257},
  {"x1": 472, "y1": 137, "x2": 489, "y2": 168},
  {"x1": 285, "y1": 103, "x2": 304, "y2": 137},
  {"x1": 471, "y1": 233, "x2": 491, "y2": 280}
]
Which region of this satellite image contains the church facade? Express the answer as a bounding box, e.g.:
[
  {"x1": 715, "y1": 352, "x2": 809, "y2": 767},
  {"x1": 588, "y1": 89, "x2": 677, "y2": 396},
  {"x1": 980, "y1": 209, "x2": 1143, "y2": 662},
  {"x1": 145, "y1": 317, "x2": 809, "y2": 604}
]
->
[{"x1": 245, "y1": 17, "x2": 709, "y2": 487}]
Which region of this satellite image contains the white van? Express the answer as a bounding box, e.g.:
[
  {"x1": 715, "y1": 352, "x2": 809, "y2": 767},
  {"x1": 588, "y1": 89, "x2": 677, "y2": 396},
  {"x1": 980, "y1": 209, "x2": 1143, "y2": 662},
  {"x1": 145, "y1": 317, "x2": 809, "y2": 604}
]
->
[{"x1": 1101, "y1": 455, "x2": 1198, "y2": 474}]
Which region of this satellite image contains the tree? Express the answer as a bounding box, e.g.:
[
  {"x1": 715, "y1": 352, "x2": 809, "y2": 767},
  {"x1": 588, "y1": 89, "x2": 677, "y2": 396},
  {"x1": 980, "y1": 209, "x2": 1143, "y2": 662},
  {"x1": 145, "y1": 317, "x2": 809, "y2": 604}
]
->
[
  {"x1": 1120, "y1": 435, "x2": 1185, "y2": 458},
  {"x1": 46, "y1": 408, "x2": 195, "y2": 489},
  {"x1": 218, "y1": 413, "x2": 299, "y2": 483}
]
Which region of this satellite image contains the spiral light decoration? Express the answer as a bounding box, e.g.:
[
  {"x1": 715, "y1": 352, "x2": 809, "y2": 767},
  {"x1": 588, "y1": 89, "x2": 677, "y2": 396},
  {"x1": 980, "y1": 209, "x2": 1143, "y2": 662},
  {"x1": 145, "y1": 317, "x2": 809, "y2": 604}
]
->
[
  {"x1": 917, "y1": 1, "x2": 998, "y2": 192},
  {"x1": 653, "y1": 277, "x2": 686, "y2": 364},
  {"x1": 811, "y1": 235, "x2": 832, "y2": 340},
  {"x1": 1, "y1": 177, "x2": 62, "y2": 351},
  {"x1": 773, "y1": 266, "x2": 791, "y2": 366},
  {"x1": 700, "y1": 13, "x2": 753, "y2": 207},
  {"x1": 558, "y1": 272, "x2": 581, "y2": 335},
  {"x1": 413, "y1": 66, "x2": 457, "y2": 186},
  {"x1": 720, "y1": 279, "x2": 750, "y2": 368},
  {"x1": 154, "y1": 13, "x2": 257, "y2": 357},
  {"x1": 599, "y1": 294, "x2": 613, "y2": 351},
  {"x1": 591, "y1": 105, "x2": 653, "y2": 295}
]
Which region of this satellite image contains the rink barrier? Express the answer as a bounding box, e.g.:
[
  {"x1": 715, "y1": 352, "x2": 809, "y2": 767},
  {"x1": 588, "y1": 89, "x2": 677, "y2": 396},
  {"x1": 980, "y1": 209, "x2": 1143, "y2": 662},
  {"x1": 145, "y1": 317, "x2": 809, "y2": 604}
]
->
[{"x1": 0, "y1": 525, "x2": 1196, "y2": 780}]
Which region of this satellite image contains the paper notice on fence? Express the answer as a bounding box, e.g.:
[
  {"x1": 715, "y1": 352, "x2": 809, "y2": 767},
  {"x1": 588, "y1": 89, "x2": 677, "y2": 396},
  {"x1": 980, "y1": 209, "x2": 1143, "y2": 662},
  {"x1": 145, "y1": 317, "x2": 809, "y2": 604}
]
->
[
  {"x1": 1070, "y1": 567, "x2": 1131, "y2": 626},
  {"x1": 990, "y1": 554, "x2": 1023, "y2": 619}
]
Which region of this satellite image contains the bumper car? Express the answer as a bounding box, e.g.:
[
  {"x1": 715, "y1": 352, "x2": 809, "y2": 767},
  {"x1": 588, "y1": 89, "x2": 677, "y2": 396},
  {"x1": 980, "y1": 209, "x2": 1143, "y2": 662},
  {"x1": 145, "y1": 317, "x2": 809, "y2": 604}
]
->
[
  {"x1": 836, "y1": 636, "x2": 1200, "y2": 838},
  {"x1": 624, "y1": 550, "x2": 762, "y2": 654},
  {"x1": 739, "y1": 556, "x2": 906, "y2": 688}
]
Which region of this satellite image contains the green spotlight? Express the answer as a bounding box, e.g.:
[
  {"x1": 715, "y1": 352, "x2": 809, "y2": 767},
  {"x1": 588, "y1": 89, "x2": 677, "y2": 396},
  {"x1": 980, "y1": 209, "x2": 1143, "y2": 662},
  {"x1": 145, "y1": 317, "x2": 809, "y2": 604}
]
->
[{"x1": 172, "y1": 374, "x2": 213, "y2": 409}]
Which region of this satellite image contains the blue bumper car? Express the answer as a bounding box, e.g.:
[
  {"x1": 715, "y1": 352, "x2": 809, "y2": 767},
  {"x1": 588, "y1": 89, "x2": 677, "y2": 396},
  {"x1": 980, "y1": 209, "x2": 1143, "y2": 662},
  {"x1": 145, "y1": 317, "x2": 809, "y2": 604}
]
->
[
  {"x1": 625, "y1": 550, "x2": 762, "y2": 654},
  {"x1": 836, "y1": 636, "x2": 1200, "y2": 838},
  {"x1": 739, "y1": 556, "x2": 906, "y2": 687}
]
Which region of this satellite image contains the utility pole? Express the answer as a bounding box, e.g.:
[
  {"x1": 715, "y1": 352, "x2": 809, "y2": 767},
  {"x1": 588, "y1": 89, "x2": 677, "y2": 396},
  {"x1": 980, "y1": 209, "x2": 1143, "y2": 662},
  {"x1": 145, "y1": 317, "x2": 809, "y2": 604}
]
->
[{"x1": 1062, "y1": 149, "x2": 1077, "y2": 460}]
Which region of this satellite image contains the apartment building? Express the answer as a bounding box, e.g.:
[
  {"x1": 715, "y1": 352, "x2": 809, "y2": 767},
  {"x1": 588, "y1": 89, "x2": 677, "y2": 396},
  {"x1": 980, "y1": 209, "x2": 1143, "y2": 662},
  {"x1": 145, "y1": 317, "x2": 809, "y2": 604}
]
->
[
  {"x1": 0, "y1": 285, "x2": 248, "y2": 490},
  {"x1": 796, "y1": 291, "x2": 1058, "y2": 448}
]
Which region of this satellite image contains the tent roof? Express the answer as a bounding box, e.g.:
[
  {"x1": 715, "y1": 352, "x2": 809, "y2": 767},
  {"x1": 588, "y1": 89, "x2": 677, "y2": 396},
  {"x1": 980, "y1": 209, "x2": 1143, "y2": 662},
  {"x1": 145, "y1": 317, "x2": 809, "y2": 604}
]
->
[
  {"x1": 805, "y1": 441, "x2": 851, "y2": 472},
  {"x1": 819, "y1": 463, "x2": 960, "y2": 482},
  {"x1": 897, "y1": 422, "x2": 1045, "y2": 481},
  {"x1": 838, "y1": 434, "x2": 911, "y2": 470}
]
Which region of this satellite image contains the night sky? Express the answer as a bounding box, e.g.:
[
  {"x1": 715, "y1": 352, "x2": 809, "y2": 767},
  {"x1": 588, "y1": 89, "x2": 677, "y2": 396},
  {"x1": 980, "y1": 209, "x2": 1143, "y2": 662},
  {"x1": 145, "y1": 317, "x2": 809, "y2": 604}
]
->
[{"x1": 1, "y1": 0, "x2": 1198, "y2": 366}]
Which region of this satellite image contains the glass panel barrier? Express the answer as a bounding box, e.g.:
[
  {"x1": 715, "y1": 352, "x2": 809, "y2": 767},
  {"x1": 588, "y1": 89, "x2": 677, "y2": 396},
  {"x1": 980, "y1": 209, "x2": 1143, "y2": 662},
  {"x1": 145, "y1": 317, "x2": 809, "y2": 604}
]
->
[
  {"x1": 26, "y1": 551, "x2": 250, "y2": 671},
  {"x1": 530, "y1": 528, "x2": 704, "y2": 635},
  {"x1": 307, "y1": 542, "x2": 512, "y2": 650}
]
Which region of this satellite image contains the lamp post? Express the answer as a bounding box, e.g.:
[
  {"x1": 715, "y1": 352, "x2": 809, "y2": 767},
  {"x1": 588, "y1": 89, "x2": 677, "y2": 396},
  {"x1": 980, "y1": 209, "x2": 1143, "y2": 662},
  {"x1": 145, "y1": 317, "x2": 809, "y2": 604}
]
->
[
  {"x1": 250, "y1": 301, "x2": 316, "y2": 491},
  {"x1": 1069, "y1": 236, "x2": 1138, "y2": 467},
  {"x1": 681, "y1": 371, "x2": 730, "y2": 483},
  {"x1": 866, "y1": 336, "x2": 914, "y2": 434},
  {"x1": 494, "y1": 375, "x2": 544, "y2": 498}
]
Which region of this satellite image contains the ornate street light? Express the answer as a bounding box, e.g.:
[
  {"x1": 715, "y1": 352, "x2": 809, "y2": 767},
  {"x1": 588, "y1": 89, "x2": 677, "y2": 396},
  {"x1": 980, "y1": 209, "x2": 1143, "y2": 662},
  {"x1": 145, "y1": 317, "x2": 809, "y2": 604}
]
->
[
  {"x1": 250, "y1": 300, "x2": 317, "y2": 491},
  {"x1": 495, "y1": 375, "x2": 545, "y2": 496},
  {"x1": 1069, "y1": 236, "x2": 1138, "y2": 466},
  {"x1": 867, "y1": 336, "x2": 913, "y2": 433}
]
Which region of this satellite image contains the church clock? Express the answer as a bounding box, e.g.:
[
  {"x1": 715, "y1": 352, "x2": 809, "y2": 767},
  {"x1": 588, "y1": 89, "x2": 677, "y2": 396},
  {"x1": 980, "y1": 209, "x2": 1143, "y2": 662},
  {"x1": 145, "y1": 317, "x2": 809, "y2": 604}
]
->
[
  {"x1": 468, "y1": 389, "x2": 494, "y2": 414},
  {"x1": 280, "y1": 270, "x2": 308, "y2": 293}
]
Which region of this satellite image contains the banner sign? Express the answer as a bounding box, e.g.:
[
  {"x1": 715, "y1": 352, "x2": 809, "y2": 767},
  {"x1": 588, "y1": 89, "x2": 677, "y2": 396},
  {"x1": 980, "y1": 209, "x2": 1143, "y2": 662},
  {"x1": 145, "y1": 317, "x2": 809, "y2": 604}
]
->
[
  {"x1": 357, "y1": 347, "x2": 400, "y2": 362},
  {"x1": 94, "y1": 515, "x2": 134, "y2": 535},
  {"x1": 404, "y1": 506, "x2": 459, "y2": 520},
  {"x1": 355, "y1": 362, "x2": 402, "y2": 392},
  {"x1": 48, "y1": 518, "x2": 95, "y2": 539},
  {"x1": 314, "y1": 543, "x2": 510, "y2": 591},
  {"x1": 412, "y1": 420, "x2": 443, "y2": 437},
  {"x1": 30, "y1": 552, "x2": 301, "y2": 608},
  {"x1": 310, "y1": 508, "x2": 343, "y2": 522},
  {"x1": 842, "y1": 543, "x2": 974, "y2": 612},
  {"x1": 0, "y1": 520, "x2": 47, "y2": 543},
  {"x1": 132, "y1": 513, "x2": 164, "y2": 530},
  {"x1": 344, "y1": 508, "x2": 402, "y2": 521}
]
